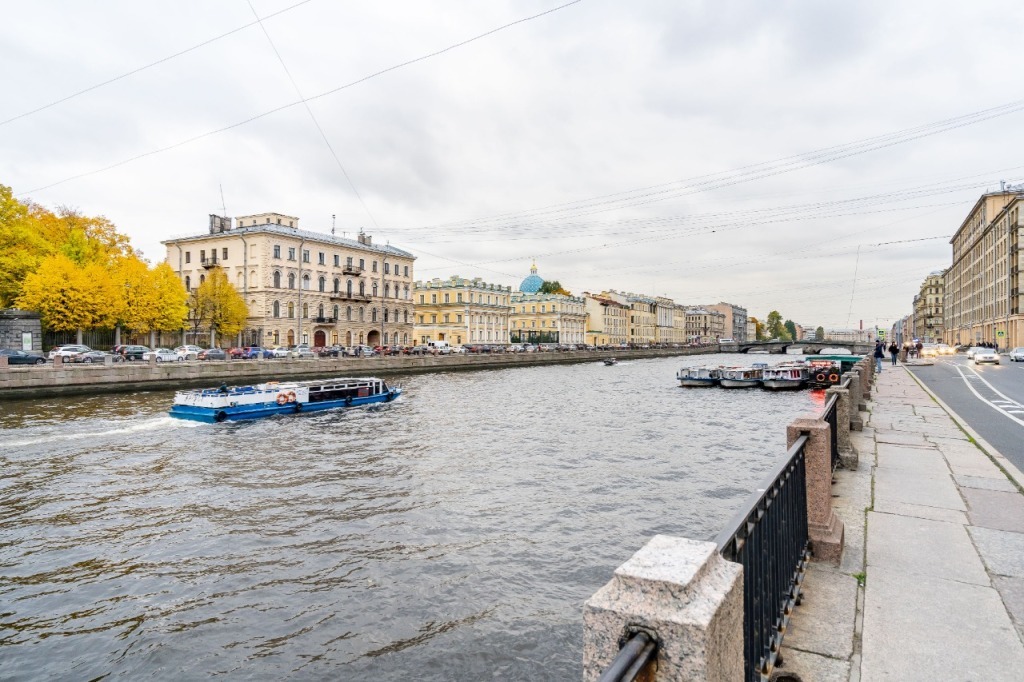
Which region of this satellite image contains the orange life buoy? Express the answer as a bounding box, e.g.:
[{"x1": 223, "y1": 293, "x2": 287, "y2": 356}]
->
[
  {"x1": 276, "y1": 394, "x2": 288, "y2": 405},
  {"x1": 829, "y1": 373, "x2": 839, "y2": 382},
  {"x1": 286, "y1": 391, "x2": 297, "y2": 403},
  {"x1": 816, "y1": 373, "x2": 826, "y2": 382}
]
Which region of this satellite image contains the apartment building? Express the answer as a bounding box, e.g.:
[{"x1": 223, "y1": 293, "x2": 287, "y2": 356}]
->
[
  {"x1": 413, "y1": 276, "x2": 513, "y2": 346},
  {"x1": 685, "y1": 307, "x2": 726, "y2": 344},
  {"x1": 705, "y1": 302, "x2": 749, "y2": 342},
  {"x1": 583, "y1": 292, "x2": 630, "y2": 346},
  {"x1": 509, "y1": 264, "x2": 587, "y2": 344}
]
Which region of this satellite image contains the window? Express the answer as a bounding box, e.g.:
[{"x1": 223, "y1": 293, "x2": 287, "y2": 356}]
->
[
  {"x1": 333, "y1": 305, "x2": 339, "y2": 319},
  {"x1": 384, "y1": 309, "x2": 389, "y2": 322},
  {"x1": 419, "y1": 315, "x2": 425, "y2": 324},
  {"x1": 457, "y1": 314, "x2": 462, "y2": 323},
  {"x1": 347, "y1": 280, "x2": 353, "y2": 296},
  {"x1": 316, "y1": 276, "x2": 324, "y2": 292},
  {"x1": 303, "y1": 303, "x2": 309, "y2": 318},
  {"x1": 372, "y1": 261, "x2": 378, "y2": 273},
  {"x1": 443, "y1": 314, "x2": 450, "y2": 323},
  {"x1": 273, "y1": 271, "x2": 281, "y2": 288},
  {"x1": 333, "y1": 278, "x2": 340, "y2": 293},
  {"x1": 372, "y1": 283, "x2": 378, "y2": 297},
  {"x1": 359, "y1": 281, "x2": 365, "y2": 296},
  {"x1": 273, "y1": 301, "x2": 280, "y2": 318},
  {"x1": 385, "y1": 263, "x2": 390, "y2": 274},
  {"x1": 404, "y1": 310, "x2": 408, "y2": 323},
  {"x1": 444, "y1": 293, "x2": 450, "y2": 303},
  {"x1": 347, "y1": 306, "x2": 352, "y2": 321},
  {"x1": 200, "y1": 249, "x2": 206, "y2": 261},
  {"x1": 185, "y1": 252, "x2": 191, "y2": 264},
  {"x1": 199, "y1": 274, "x2": 205, "y2": 284},
  {"x1": 385, "y1": 284, "x2": 391, "y2": 299},
  {"x1": 288, "y1": 302, "x2": 295, "y2": 318},
  {"x1": 404, "y1": 266, "x2": 409, "y2": 277},
  {"x1": 541, "y1": 305, "x2": 546, "y2": 313},
  {"x1": 347, "y1": 256, "x2": 353, "y2": 266},
  {"x1": 302, "y1": 250, "x2": 310, "y2": 263},
  {"x1": 288, "y1": 247, "x2": 296, "y2": 260},
  {"x1": 359, "y1": 258, "x2": 364, "y2": 269},
  {"x1": 334, "y1": 255, "x2": 340, "y2": 267},
  {"x1": 431, "y1": 294, "x2": 437, "y2": 304},
  {"x1": 457, "y1": 293, "x2": 462, "y2": 303},
  {"x1": 288, "y1": 273, "x2": 296, "y2": 289},
  {"x1": 273, "y1": 245, "x2": 281, "y2": 259},
  {"x1": 302, "y1": 274, "x2": 310, "y2": 290},
  {"x1": 184, "y1": 275, "x2": 191, "y2": 290},
  {"x1": 222, "y1": 248, "x2": 228, "y2": 260},
  {"x1": 318, "y1": 252, "x2": 325, "y2": 265},
  {"x1": 431, "y1": 314, "x2": 437, "y2": 323},
  {"x1": 318, "y1": 304, "x2": 324, "y2": 318},
  {"x1": 420, "y1": 294, "x2": 425, "y2": 304}
]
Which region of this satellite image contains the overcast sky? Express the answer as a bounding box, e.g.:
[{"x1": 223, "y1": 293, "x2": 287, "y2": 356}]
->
[{"x1": 4, "y1": 0, "x2": 1024, "y2": 329}]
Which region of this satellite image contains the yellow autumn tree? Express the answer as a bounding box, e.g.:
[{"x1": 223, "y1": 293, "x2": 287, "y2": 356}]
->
[
  {"x1": 150, "y1": 262, "x2": 189, "y2": 333},
  {"x1": 190, "y1": 269, "x2": 248, "y2": 346},
  {"x1": 0, "y1": 186, "x2": 51, "y2": 306},
  {"x1": 112, "y1": 256, "x2": 160, "y2": 335},
  {"x1": 16, "y1": 254, "x2": 121, "y2": 337}
]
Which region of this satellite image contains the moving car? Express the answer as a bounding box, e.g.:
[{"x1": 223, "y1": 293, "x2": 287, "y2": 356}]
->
[
  {"x1": 972, "y1": 348, "x2": 1000, "y2": 365},
  {"x1": 936, "y1": 344, "x2": 954, "y2": 355},
  {"x1": 1, "y1": 348, "x2": 47, "y2": 365},
  {"x1": 197, "y1": 348, "x2": 227, "y2": 361},
  {"x1": 920, "y1": 344, "x2": 938, "y2": 357},
  {"x1": 1008, "y1": 347, "x2": 1024, "y2": 362}
]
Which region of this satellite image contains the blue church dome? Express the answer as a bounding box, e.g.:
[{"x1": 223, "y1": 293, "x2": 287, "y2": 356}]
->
[{"x1": 519, "y1": 263, "x2": 544, "y2": 293}]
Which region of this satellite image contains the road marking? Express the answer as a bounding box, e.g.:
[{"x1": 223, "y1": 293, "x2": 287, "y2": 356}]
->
[
  {"x1": 962, "y1": 365, "x2": 1024, "y2": 408},
  {"x1": 953, "y1": 365, "x2": 1024, "y2": 428}
]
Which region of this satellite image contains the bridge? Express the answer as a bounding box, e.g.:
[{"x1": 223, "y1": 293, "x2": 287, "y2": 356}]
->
[{"x1": 719, "y1": 340, "x2": 873, "y2": 355}]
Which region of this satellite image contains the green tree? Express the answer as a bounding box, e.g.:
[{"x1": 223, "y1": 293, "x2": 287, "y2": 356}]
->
[
  {"x1": 784, "y1": 319, "x2": 797, "y2": 341},
  {"x1": 190, "y1": 269, "x2": 248, "y2": 346},
  {"x1": 750, "y1": 316, "x2": 765, "y2": 341},
  {"x1": 539, "y1": 280, "x2": 571, "y2": 295},
  {"x1": 766, "y1": 310, "x2": 788, "y2": 340},
  {"x1": 815, "y1": 326, "x2": 825, "y2": 341}
]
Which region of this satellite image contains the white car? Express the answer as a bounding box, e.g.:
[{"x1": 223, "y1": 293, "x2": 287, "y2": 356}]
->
[
  {"x1": 936, "y1": 344, "x2": 953, "y2": 355},
  {"x1": 972, "y1": 349, "x2": 1000, "y2": 365},
  {"x1": 144, "y1": 348, "x2": 180, "y2": 362},
  {"x1": 965, "y1": 347, "x2": 984, "y2": 359},
  {"x1": 270, "y1": 346, "x2": 294, "y2": 358},
  {"x1": 48, "y1": 344, "x2": 93, "y2": 360},
  {"x1": 1008, "y1": 347, "x2": 1024, "y2": 362},
  {"x1": 174, "y1": 345, "x2": 203, "y2": 360}
]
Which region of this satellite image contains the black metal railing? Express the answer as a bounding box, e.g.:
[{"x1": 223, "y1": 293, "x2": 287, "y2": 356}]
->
[
  {"x1": 597, "y1": 631, "x2": 658, "y2": 682},
  {"x1": 716, "y1": 436, "x2": 810, "y2": 682},
  {"x1": 823, "y1": 393, "x2": 840, "y2": 473}
]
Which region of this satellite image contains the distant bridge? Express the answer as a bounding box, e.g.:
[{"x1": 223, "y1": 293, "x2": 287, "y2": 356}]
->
[{"x1": 719, "y1": 340, "x2": 872, "y2": 355}]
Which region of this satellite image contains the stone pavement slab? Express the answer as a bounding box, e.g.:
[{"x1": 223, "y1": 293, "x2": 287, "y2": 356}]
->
[
  {"x1": 871, "y1": 498, "x2": 968, "y2": 525},
  {"x1": 968, "y1": 526, "x2": 1024, "y2": 578},
  {"x1": 861, "y1": 565, "x2": 1024, "y2": 682},
  {"x1": 873, "y1": 466, "x2": 965, "y2": 511},
  {"x1": 993, "y1": 576, "x2": 1024, "y2": 640},
  {"x1": 866, "y1": 512, "x2": 988, "y2": 585},
  {"x1": 873, "y1": 429, "x2": 931, "y2": 447},
  {"x1": 963, "y1": 488, "x2": 1024, "y2": 533},
  {"x1": 784, "y1": 566, "x2": 859, "y2": 659},
  {"x1": 875, "y1": 443, "x2": 951, "y2": 476},
  {"x1": 954, "y1": 473, "x2": 1019, "y2": 492},
  {"x1": 776, "y1": 648, "x2": 851, "y2": 682}
]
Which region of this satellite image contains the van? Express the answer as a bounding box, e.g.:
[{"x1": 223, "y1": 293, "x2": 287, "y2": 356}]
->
[{"x1": 427, "y1": 341, "x2": 451, "y2": 354}]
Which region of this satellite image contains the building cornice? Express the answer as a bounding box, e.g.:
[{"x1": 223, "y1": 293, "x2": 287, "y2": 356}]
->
[{"x1": 162, "y1": 224, "x2": 415, "y2": 259}]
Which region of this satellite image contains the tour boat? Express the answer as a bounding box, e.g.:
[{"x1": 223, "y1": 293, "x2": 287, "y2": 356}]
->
[
  {"x1": 677, "y1": 366, "x2": 721, "y2": 387},
  {"x1": 719, "y1": 364, "x2": 767, "y2": 388},
  {"x1": 169, "y1": 377, "x2": 401, "y2": 423},
  {"x1": 761, "y1": 362, "x2": 809, "y2": 390},
  {"x1": 807, "y1": 360, "x2": 843, "y2": 389},
  {"x1": 603, "y1": 358, "x2": 618, "y2": 366}
]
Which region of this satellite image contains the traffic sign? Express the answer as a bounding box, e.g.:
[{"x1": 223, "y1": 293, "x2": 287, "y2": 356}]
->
[
  {"x1": 997, "y1": 330, "x2": 1005, "y2": 338},
  {"x1": 878, "y1": 330, "x2": 886, "y2": 338}
]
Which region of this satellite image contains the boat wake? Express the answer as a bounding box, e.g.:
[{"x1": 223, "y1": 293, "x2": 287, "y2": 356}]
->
[{"x1": 0, "y1": 416, "x2": 200, "y2": 448}]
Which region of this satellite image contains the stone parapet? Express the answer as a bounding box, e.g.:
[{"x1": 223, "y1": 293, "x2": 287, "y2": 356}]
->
[
  {"x1": 788, "y1": 417, "x2": 845, "y2": 563},
  {"x1": 826, "y1": 386, "x2": 857, "y2": 469}
]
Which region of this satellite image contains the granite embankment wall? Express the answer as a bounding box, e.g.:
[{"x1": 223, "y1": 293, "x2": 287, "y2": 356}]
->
[{"x1": 0, "y1": 349, "x2": 707, "y2": 400}]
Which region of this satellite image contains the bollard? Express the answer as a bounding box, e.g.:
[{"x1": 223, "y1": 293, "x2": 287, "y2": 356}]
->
[
  {"x1": 788, "y1": 418, "x2": 845, "y2": 563},
  {"x1": 846, "y1": 370, "x2": 864, "y2": 430},
  {"x1": 148, "y1": 353, "x2": 157, "y2": 367},
  {"x1": 826, "y1": 386, "x2": 858, "y2": 468},
  {"x1": 53, "y1": 354, "x2": 63, "y2": 369},
  {"x1": 103, "y1": 354, "x2": 113, "y2": 366},
  {"x1": 0, "y1": 354, "x2": 7, "y2": 368},
  {"x1": 583, "y1": 535, "x2": 743, "y2": 681}
]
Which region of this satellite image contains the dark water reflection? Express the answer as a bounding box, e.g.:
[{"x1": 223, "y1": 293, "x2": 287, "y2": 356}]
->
[{"x1": 0, "y1": 355, "x2": 819, "y2": 680}]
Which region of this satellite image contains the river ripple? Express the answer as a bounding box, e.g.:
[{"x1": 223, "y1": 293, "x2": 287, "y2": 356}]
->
[{"x1": 0, "y1": 354, "x2": 821, "y2": 680}]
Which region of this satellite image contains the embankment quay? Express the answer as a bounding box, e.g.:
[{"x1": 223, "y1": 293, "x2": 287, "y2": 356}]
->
[{"x1": 0, "y1": 347, "x2": 698, "y2": 400}]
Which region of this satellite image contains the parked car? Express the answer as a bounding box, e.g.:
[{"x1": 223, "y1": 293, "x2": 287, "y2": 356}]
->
[
  {"x1": 240, "y1": 346, "x2": 272, "y2": 359},
  {"x1": 1009, "y1": 347, "x2": 1024, "y2": 362},
  {"x1": 143, "y1": 348, "x2": 179, "y2": 362},
  {"x1": 118, "y1": 344, "x2": 151, "y2": 361},
  {"x1": 174, "y1": 345, "x2": 203, "y2": 360},
  {"x1": 409, "y1": 345, "x2": 429, "y2": 355},
  {"x1": 318, "y1": 346, "x2": 344, "y2": 358},
  {"x1": 290, "y1": 345, "x2": 316, "y2": 359},
  {"x1": 1, "y1": 348, "x2": 47, "y2": 365},
  {"x1": 48, "y1": 344, "x2": 93, "y2": 361},
  {"x1": 269, "y1": 346, "x2": 294, "y2": 358},
  {"x1": 197, "y1": 348, "x2": 227, "y2": 361},
  {"x1": 972, "y1": 348, "x2": 1000, "y2": 365},
  {"x1": 228, "y1": 347, "x2": 247, "y2": 359},
  {"x1": 351, "y1": 345, "x2": 377, "y2": 357},
  {"x1": 69, "y1": 350, "x2": 122, "y2": 364}
]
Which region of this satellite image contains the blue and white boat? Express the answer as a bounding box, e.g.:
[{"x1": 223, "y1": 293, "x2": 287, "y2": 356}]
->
[
  {"x1": 719, "y1": 363, "x2": 768, "y2": 388},
  {"x1": 169, "y1": 377, "x2": 401, "y2": 423},
  {"x1": 677, "y1": 366, "x2": 721, "y2": 387}
]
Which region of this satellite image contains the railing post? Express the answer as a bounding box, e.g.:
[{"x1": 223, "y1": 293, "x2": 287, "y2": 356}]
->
[
  {"x1": 787, "y1": 419, "x2": 845, "y2": 563},
  {"x1": 846, "y1": 370, "x2": 865, "y2": 430},
  {"x1": 858, "y1": 358, "x2": 873, "y2": 400},
  {"x1": 826, "y1": 386, "x2": 857, "y2": 469},
  {"x1": 583, "y1": 535, "x2": 744, "y2": 681}
]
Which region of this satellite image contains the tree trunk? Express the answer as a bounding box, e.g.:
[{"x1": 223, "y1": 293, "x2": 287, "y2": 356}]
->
[
  {"x1": 114, "y1": 326, "x2": 121, "y2": 346},
  {"x1": 76, "y1": 328, "x2": 83, "y2": 344},
  {"x1": 210, "y1": 327, "x2": 216, "y2": 348},
  {"x1": 150, "y1": 330, "x2": 156, "y2": 348}
]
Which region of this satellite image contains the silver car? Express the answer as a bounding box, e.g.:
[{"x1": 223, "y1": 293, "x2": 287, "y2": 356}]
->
[
  {"x1": 972, "y1": 349, "x2": 1000, "y2": 365},
  {"x1": 1008, "y1": 347, "x2": 1024, "y2": 362}
]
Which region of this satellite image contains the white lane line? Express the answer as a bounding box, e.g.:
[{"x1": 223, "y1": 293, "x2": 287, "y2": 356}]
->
[
  {"x1": 961, "y1": 365, "x2": 1024, "y2": 408},
  {"x1": 953, "y1": 365, "x2": 1024, "y2": 428}
]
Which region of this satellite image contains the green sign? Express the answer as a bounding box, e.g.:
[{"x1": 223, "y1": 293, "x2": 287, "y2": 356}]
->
[
  {"x1": 997, "y1": 330, "x2": 1005, "y2": 338},
  {"x1": 877, "y1": 330, "x2": 886, "y2": 338}
]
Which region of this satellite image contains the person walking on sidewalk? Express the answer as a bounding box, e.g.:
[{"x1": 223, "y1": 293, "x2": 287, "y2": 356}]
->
[
  {"x1": 874, "y1": 340, "x2": 885, "y2": 373},
  {"x1": 888, "y1": 341, "x2": 899, "y2": 365}
]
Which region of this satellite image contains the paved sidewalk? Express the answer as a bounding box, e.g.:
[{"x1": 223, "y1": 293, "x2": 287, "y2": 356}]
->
[{"x1": 781, "y1": 365, "x2": 1024, "y2": 681}]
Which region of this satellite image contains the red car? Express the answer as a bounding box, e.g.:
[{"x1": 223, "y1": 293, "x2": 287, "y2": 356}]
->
[{"x1": 227, "y1": 347, "x2": 247, "y2": 359}]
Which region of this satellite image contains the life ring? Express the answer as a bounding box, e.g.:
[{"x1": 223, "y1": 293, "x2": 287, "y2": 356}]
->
[
  {"x1": 345, "y1": 396, "x2": 353, "y2": 406},
  {"x1": 215, "y1": 411, "x2": 228, "y2": 423},
  {"x1": 829, "y1": 373, "x2": 839, "y2": 382},
  {"x1": 286, "y1": 391, "x2": 297, "y2": 403},
  {"x1": 276, "y1": 394, "x2": 288, "y2": 405},
  {"x1": 816, "y1": 373, "x2": 826, "y2": 382}
]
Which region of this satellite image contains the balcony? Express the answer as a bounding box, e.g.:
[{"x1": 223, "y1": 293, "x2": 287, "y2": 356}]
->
[
  {"x1": 330, "y1": 292, "x2": 371, "y2": 302},
  {"x1": 313, "y1": 317, "x2": 336, "y2": 324},
  {"x1": 200, "y1": 256, "x2": 221, "y2": 269},
  {"x1": 342, "y1": 264, "x2": 364, "y2": 276}
]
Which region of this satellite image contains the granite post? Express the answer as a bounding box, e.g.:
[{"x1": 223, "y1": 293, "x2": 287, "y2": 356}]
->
[
  {"x1": 847, "y1": 370, "x2": 866, "y2": 423},
  {"x1": 787, "y1": 418, "x2": 844, "y2": 563},
  {"x1": 148, "y1": 354, "x2": 157, "y2": 367},
  {"x1": 825, "y1": 386, "x2": 857, "y2": 468},
  {"x1": 583, "y1": 535, "x2": 744, "y2": 681},
  {"x1": 52, "y1": 354, "x2": 63, "y2": 369},
  {"x1": 0, "y1": 355, "x2": 7, "y2": 367}
]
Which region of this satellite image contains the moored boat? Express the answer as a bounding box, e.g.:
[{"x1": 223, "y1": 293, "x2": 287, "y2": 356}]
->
[
  {"x1": 677, "y1": 366, "x2": 721, "y2": 387},
  {"x1": 169, "y1": 377, "x2": 400, "y2": 423},
  {"x1": 761, "y1": 362, "x2": 808, "y2": 390},
  {"x1": 719, "y1": 364, "x2": 766, "y2": 388},
  {"x1": 807, "y1": 360, "x2": 843, "y2": 389}
]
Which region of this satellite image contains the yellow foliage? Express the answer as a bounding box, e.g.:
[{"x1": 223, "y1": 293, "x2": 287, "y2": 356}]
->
[
  {"x1": 16, "y1": 254, "x2": 120, "y2": 332},
  {"x1": 190, "y1": 269, "x2": 248, "y2": 340},
  {"x1": 151, "y1": 262, "x2": 189, "y2": 332}
]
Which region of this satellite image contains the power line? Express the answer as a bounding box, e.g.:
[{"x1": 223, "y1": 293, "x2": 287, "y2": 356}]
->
[{"x1": 0, "y1": 0, "x2": 317, "y2": 127}]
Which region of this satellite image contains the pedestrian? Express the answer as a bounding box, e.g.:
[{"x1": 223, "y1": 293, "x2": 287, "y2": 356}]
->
[
  {"x1": 915, "y1": 340, "x2": 923, "y2": 358},
  {"x1": 888, "y1": 341, "x2": 899, "y2": 365},
  {"x1": 874, "y1": 340, "x2": 884, "y2": 373}
]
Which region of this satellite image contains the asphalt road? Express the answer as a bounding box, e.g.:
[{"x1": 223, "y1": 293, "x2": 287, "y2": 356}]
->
[{"x1": 903, "y1": 353, "x2": 1024, "y2": 473}]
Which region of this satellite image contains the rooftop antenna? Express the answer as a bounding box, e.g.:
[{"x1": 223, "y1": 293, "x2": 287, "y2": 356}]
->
[
  {"x1": 219, "y1": 184, "x2": 227, "y2": 218},
  {"x1": 331, "y1": 214, "x2": 336, "y2": 235}
]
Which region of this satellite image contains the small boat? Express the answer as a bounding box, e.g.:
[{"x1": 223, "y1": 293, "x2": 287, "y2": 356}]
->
[
  {"x1": 748, "y1": 349, "x2": 770, "y2": 355},
  {"x1": 169, "y1": 377, "x2": 400, "y2": 423},
  {"x1": 677, "y1": 366, "x2": 721, "y2": 387},
  {"x1": 761, "y1": 362, "x2": 808, "y2": 390},
  {"x1": 604, "y1": 358, "x2": 618, "y2": 366},
  {"x1": 719, "y1": 364, "x2": 767, "y2": 388},
  {"x1": 807, "y1": 360, "x2": 843, "y2": 389}
]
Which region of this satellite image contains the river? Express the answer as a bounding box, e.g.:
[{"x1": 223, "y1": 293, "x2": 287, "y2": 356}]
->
[{"x1": 0, "y1": 354, "x2": 822, "y2": 680}]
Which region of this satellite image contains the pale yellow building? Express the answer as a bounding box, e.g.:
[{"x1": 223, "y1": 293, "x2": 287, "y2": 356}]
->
[
  {"x1": 685, "y1": 307, "x2": 726, "y2": 344},
  {"x1": 913, "y1": 271, "x2": 945, "y2": 343},
  {"x1": 413, "y1": 276, "x2": 512, "y2": 346},
  {"x1": 583, "y1": 292, "x2": 629, "y2": 346},
  {"x1": 944, "y1": 190, "x2": 1024, "y2": 349},
  {"x1": 163, "y1": 213, "x2": 415, "y2": 348},
  {"x1": 510, "y1": 293, "x2": 587, "y2": 344}
]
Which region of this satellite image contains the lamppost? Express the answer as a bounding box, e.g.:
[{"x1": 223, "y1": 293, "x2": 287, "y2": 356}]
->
[{"x1": 380, "y1": 255, "x2": 387, "y2": 350}]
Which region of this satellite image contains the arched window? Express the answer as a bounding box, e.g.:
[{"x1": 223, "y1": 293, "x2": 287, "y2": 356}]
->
[
  {"x1": 273, "y1": 271, "x2": 281, "y2": 288},
  {"x1": 384, "y1": 308, "x2": 389, "y2": 323},
  {"x1": 184, "y1": 275, "x2": 191, "y2": 290},
  {"x1": 302, "y1": 303, "x2": 309, "y2": 318},
  {"x1": 334, "y1": 278, "x2": 340, "y2": 293},
  {"x1": 385, "y1": 283, "x2": 390, "y2": 299},
  {"x1": 403, "y1": 310, "x2": 408, "y2": 323},
  {"x1": 273, "y1": 301, "x2": 280, "y2": 318},
  {"x1": 302, "y1": 274, "x2": 310, "y2": 291},
  {"x1": 199, "y1": 274, "x2": 205, "y2": 284},
  {"x1": 288, "y1": 273, "x2": 295, "y2": 289},
  {"x1": 333, "y1": 305, "x2": 339, "y2": 319},
  {"x1": 318, "y1": 304, "x2": 324, "y2": 318},
  {"x1": 347, "y1": 280, "x2": 353, "y2": 296},
  {"x1": 394, "y1": 309, "x2": 399, "y2": 324},
  {"x1": 318, "y1": 276, "x2": 325, "y2": 292},
  {"x1": 372, "y1": 308, "x2": 378, "y2": 322},
  {"x1": 359, "y1": 307, "x2": 364, "y2": 322},
  {"x1": 359, "y1": 281, "x2": 365, "y2": 296},
  {"x1": 288, "y1": 302, "x2": 295, "y2": 318},
  {"x1": 372, "y1": 283, "x2": 378, "y2": 297},
  {"x1": 347, "y1": 306, "x2": 352, "y2": 321}
]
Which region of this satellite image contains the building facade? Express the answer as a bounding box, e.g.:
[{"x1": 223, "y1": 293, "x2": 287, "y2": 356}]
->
[
  {"x1": 508, "y1": 264, "x2": 586, "y2": 344},
  {"x1": 912, "y1": 271, "x2": 945, "y2": 343},
  {"x1": 583, "y1": 293, "x2": 629, "y2": 346},
  {"x1": 413, "y1": 276, "x2": 512, "y2": 346},
  {"x1": 685, "y1": 307, "x2": 726, "y2": 344},
  {"x1": 163, "y1": 213, "x2": 415, "y2": 348},
  {"x1": 944, "y1": 191, "x2": 1024, "y2": 349},
  {"x1": 706, "y1": 302, "x2": 748, "y2": 342}
]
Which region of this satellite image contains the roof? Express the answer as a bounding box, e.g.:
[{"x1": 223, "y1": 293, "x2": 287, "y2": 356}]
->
[
  {"x1": 163, "y1": 224, "x2": 415, "y2": 259},
  {"x1": 519, "y1": 262, "x2": 544, "y2": 293}
]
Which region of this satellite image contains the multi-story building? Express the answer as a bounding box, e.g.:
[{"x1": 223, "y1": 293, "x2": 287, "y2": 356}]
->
[
  {"x1": 824, "y1": 328, "x2": 873, "y2": 343},
  {"x1": 685, "y1": 307, "x2": 726, "y2": 344},
  {"x1": 912, "y1": 271, "x2": 945, "y2": 343},
  {"x1": 508, "y1": 264, "x2": 587, "y2": 344},
  {"x1": 944, "y1": 190, "x2": 1024, "y2": 349},
  {"x1": 583, "y1": 292, "x2": 629, "y2": 346},
  {"x1": 654, "y1": 296, "x2": 680, "y2": 344},
  {"x1": 705, "y1": 302, "x2": 749, "y2": 342},
  {"x1": 412, "y1": 276, "x2": 512, "y2": 346},
  {"x1": 163, "y1": 213, "x2": 415, "y2": 348},
  {"x1": 747, "y1": 318, "x2": 758, "y2": 341}
]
